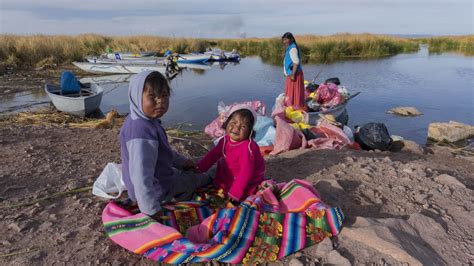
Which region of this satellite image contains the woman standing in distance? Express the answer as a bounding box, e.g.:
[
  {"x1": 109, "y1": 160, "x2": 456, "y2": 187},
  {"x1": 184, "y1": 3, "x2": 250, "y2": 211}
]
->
[{"x1": 282, "y1": 32, "x2": 305, "y2": 109}]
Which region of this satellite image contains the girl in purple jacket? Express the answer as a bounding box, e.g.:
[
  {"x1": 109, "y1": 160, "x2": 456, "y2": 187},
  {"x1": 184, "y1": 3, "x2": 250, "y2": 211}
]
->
[{"x1": 119, "y1": 71, "x2": 210, "y2": 220}]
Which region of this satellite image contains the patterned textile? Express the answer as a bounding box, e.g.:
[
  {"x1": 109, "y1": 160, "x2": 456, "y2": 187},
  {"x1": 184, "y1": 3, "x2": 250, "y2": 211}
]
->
[{"x1": 102, "y1": 179, "x2": 344, "y2": 264}]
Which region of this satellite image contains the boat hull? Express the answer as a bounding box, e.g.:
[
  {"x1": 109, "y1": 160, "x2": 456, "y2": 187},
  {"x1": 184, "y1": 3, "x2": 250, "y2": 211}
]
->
[
  {"x1": 73, "y1": 62, "x2": 169, "y2": 74},
  {"x1": 176, "y1": 54, "x2": 211, "y2": 64},
  {"x1": 307, "y1": 103, "x2": 347, "y2": 125},
  {"x1": 45, "y1": 83, "x2": 104, "y2": 117}
]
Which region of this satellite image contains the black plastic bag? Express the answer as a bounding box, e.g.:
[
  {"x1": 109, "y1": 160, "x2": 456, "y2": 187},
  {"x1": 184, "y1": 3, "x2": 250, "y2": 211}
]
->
[
  {"x1": 325, "y1": 77, "x2": 340, "y2": 85},
  {"x1": 354, "y1": 122, "x2": 392, "y2": 151}
]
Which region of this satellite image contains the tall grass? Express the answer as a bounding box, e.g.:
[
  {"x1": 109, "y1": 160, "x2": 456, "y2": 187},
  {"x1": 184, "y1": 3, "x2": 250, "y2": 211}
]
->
[
  {"x1": 211, "y1": 34, "x2": 419, "y2": 65},
  {"x1": 0, "y1": 34, "x2": 212, "y2": 70},
  {"x1": 415, "y1": 35, "x2": 474, "y2": 56},
  {"x1": 1, "y1": 33, "x2": 471, "y2": 71}
]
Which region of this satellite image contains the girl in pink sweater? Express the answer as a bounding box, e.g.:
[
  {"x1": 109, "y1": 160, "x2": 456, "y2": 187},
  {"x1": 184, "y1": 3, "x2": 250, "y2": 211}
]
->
[{"x1": 196, "y1": 108, "x2": 265, "y2": 202}]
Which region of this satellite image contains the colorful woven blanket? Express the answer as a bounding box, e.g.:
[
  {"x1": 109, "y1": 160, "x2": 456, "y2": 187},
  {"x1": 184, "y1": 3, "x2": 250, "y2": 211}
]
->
[{"x1": 102, "y1": 179, "x2": 344, "y2": 264}]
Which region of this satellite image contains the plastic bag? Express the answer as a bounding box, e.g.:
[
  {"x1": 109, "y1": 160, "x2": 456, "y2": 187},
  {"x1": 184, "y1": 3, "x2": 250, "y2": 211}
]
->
[
  {"x1": 92, "y1": 163, "x2": 127, "y2": 199},
  {"x1": 254, "y1": 115, "x2": 276, "y2": 146},
  {"x1": 354, "y1": 123, "x2": 392, "y2": 151}
]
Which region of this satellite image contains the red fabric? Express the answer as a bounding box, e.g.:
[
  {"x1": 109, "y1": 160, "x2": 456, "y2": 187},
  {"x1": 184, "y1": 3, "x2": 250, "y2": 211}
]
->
[
  {"x1": 196, "y1": 135, "x2": 265, "y2": 201},
  {"x1": 259, "y1": 145, "x2": 274, "y2": 157},
  {"x1": 284, "y1": 70, "x2": 305, "y2": 109}
]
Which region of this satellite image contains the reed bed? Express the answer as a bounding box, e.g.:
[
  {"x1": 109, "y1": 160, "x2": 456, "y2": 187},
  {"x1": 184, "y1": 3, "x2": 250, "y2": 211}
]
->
[
  {"x1": 1, "y1": 33, "x2": 471, "y2": 70},
  {"x1": 415, "y1": 35, "x2": 474, "y2": 56}
]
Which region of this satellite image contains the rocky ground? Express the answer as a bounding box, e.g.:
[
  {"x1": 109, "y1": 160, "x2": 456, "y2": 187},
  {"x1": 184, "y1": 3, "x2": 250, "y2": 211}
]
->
[
  {"x1": 0, "y1": 69, "x2": 473, "y2": 265},
  {"x1": 0, "y1": 118, "x2": 472, "y2": 265}
]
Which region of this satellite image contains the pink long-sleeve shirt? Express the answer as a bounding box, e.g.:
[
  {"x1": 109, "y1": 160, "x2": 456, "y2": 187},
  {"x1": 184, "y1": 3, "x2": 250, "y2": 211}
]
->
[{"x1": 197, "y1": 135, "x2": 265, "y2": 201}]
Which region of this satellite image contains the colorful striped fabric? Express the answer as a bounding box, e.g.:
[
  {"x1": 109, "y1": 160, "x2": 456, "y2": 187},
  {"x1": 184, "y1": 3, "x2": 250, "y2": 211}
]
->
[{"x1": 102, "y1": 179, "x2": 344, "y2": 264}]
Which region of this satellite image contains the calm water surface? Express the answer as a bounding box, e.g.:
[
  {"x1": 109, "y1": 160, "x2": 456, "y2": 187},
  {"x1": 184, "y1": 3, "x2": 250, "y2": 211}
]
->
[{"x1": 2, "y1": 46, "x2": 473, "y2": 144}]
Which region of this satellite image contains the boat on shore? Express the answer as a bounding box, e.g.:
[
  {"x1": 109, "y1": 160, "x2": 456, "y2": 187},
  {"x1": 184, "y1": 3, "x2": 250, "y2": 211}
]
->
[
  {"x1": 79, "y1": 74, "x2": 133, "y2": 84},
  {"x1": 175, "y1": 53, "x2": 211, "y2": 64},
  {"x1": 45, "y1": 83, "x2": 104, "y2": 117},
  {"x1": 72, "y1": 61, "x2": 176, "y2": 75},
  {"x1": 307, "y1": 92, "x2": 361, "y2": 124},
  {"x1": 104, "y1": 52, "x2": 157, "y2": 60}
]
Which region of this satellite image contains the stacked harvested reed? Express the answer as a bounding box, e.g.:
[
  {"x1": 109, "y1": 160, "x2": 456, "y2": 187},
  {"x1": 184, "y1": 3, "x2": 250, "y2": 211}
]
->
[{"x1": 0, "y1": 109, "x2": 125, "y2": 128}]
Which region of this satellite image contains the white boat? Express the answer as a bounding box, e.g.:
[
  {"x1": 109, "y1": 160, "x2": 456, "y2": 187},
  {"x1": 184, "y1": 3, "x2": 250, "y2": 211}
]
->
[
  {"x1": 105, "y1": 52, "x2": 157, "y2": 60},
  {"x1": 44, "y1": 83, "x2": 104, "y2": 117},
  {"x1": 79, "y1": 74, "x2": 133, "y2": 84},
  {"x1": 86, "y1": 57, "x2": 165, "y2": 64},
  {"x1": 73, "y1": 61, "x2": 171, "y2": 74},
  {"x1": 205, "y1": 50, "x2": 240, "y2": 61},
  {"x1": 176, "y1": 53, "x2": 211, "y2": 64},
  {"x1": 177, "y1": 63, "x2": 211, "y2": 70}
]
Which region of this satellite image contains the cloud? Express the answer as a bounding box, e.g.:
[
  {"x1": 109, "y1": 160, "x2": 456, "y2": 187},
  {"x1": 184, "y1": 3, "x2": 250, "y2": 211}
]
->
[{"x1": 1, "y1": 0, "x2": 472, "y2": 36}]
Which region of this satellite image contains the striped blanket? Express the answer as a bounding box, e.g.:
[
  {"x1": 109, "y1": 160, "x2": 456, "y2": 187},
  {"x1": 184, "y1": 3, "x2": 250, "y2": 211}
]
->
[{"x1": 102, "y1": 179, "x2": 344, "y2": 264}]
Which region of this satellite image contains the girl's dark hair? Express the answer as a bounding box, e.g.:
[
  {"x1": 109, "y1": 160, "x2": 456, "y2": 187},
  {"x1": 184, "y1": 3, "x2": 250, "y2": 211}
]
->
[
  {"x1": 144, "y1": 71, "x2": 171, "y2": 97},
  {"x1": 282, "y1": 32, "x2": 296, "y2": 43},
  {"x1": 282, "y1": 32, "x2": 299, "y2": 50},
  {"x1": 222, "y1": 109, "x2": 256, "y2": 139}
]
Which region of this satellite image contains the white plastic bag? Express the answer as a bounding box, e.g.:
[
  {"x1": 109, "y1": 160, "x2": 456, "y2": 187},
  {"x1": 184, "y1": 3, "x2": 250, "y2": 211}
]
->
[{"x1": 92, "y1": 162, "x2": 127, "y2": 199}]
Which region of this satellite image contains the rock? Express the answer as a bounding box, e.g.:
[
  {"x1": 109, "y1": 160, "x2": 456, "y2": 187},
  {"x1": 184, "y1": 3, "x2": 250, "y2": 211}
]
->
[
  {"x1": 314, "y1": 237, "x2": 334, "y2": 257},
  {"x1": 7, "y1": 222, "x2": 22, "y2": 232},
  {"x1": 288, "y1": 258, "x2": 304, "y2": 266},
  {"x1": 30, "y1": 251, "x2": 47, "y2": 260},
  {"x1": 387, "y1": 107, "x2": 422, "y2": 116},
  {"x1": 345, "y1": 156, "x2": 354, "y2": 163},
  {"x1": 341, "y1": 216, "x2": 446, "y2": 265},
  {"x1": 434, "y1": 174, "x2": 466, "y2": 188},
  {"x1": 400, "y1": 140, "x2": 424, "y2": 155},
  {"x1": 402, "y1": 168, "x2": 413, "y2": 174},
  {"x1": 1, "y1": 240, "x2": 12, "y2": 246},
  {"x1": 428, "y1": 121, "x2": 474, "y2": 143},
  {"x1": 326, "y1": 250, "x2": 351, "y2": 266},
  {"x1": 39, "y1": 221, "x2": 53, "y2": 231}
]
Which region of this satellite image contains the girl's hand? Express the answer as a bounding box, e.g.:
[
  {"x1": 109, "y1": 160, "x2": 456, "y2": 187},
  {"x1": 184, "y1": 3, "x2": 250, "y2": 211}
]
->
[
  {"x1": 290, "y1": 74, "x2": 295, "y2": 81},
  {"x1": 182, "y1": 160, "x2": 196, "y2": 171}
]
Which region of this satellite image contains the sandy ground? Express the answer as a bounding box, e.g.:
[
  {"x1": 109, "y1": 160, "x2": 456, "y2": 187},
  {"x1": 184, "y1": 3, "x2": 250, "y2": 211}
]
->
[
  {"x1": 0, "y1": 121, "x2": 472, "y2": 265},
  {"x1": 0, "y1": 69, "x2": 473, "y2": 265}
]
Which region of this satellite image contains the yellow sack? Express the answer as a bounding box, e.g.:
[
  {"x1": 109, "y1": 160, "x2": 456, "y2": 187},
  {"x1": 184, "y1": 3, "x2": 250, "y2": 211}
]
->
[{"x1": 285, "y1": 107, "x2": 306, "y2": 124}]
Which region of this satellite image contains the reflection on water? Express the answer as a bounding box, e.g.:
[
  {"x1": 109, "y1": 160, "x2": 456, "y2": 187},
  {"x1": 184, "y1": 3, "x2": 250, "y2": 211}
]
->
[{"x1": 1, "y1": 47, "x2": 472, "y2": 143}]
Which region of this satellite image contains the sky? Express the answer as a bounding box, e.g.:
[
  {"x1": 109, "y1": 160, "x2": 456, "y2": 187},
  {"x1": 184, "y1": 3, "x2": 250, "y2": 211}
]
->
[{"x1": 1, "y1": 0, "x2": 472, "y2": 37}]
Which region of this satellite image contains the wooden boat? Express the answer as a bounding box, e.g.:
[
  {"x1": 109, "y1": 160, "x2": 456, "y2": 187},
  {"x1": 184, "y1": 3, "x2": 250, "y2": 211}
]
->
[{"x1": 44, "y1": 83, "x2": 104, "y2": 117}]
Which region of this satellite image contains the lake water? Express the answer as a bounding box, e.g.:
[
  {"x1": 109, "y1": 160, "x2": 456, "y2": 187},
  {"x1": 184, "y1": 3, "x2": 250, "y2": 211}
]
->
[{"x1": 2, "y1": 46, "x2": 473, "y2": 144}]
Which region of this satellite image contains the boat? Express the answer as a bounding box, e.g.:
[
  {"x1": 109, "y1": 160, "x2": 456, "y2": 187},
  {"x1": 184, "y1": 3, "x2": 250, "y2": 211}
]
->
[
  {"x1": 176, "y1": 53, "x2": 211, "y2": 64},
  {"x1": 105, "y1": 52, "x2": 157, "y2": 60},
  {"x1": 307, "y1": 92, "x2": 361, "y2": 124},
  {"x1": 86, "y1": 57, "x2": 165, "y2": 64},
  {"x1": 79, "y1": 74, "x2": 133, "y2": 84},
  {"x1": 72, "y1": 61, "x2": 172, "y2": 74},
  {"x1": 205, "y1": 50, "x2": 240, "y2": 61},
  {"x1": 44, "y1": 83, "x2": 104, "y2": 117}
]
